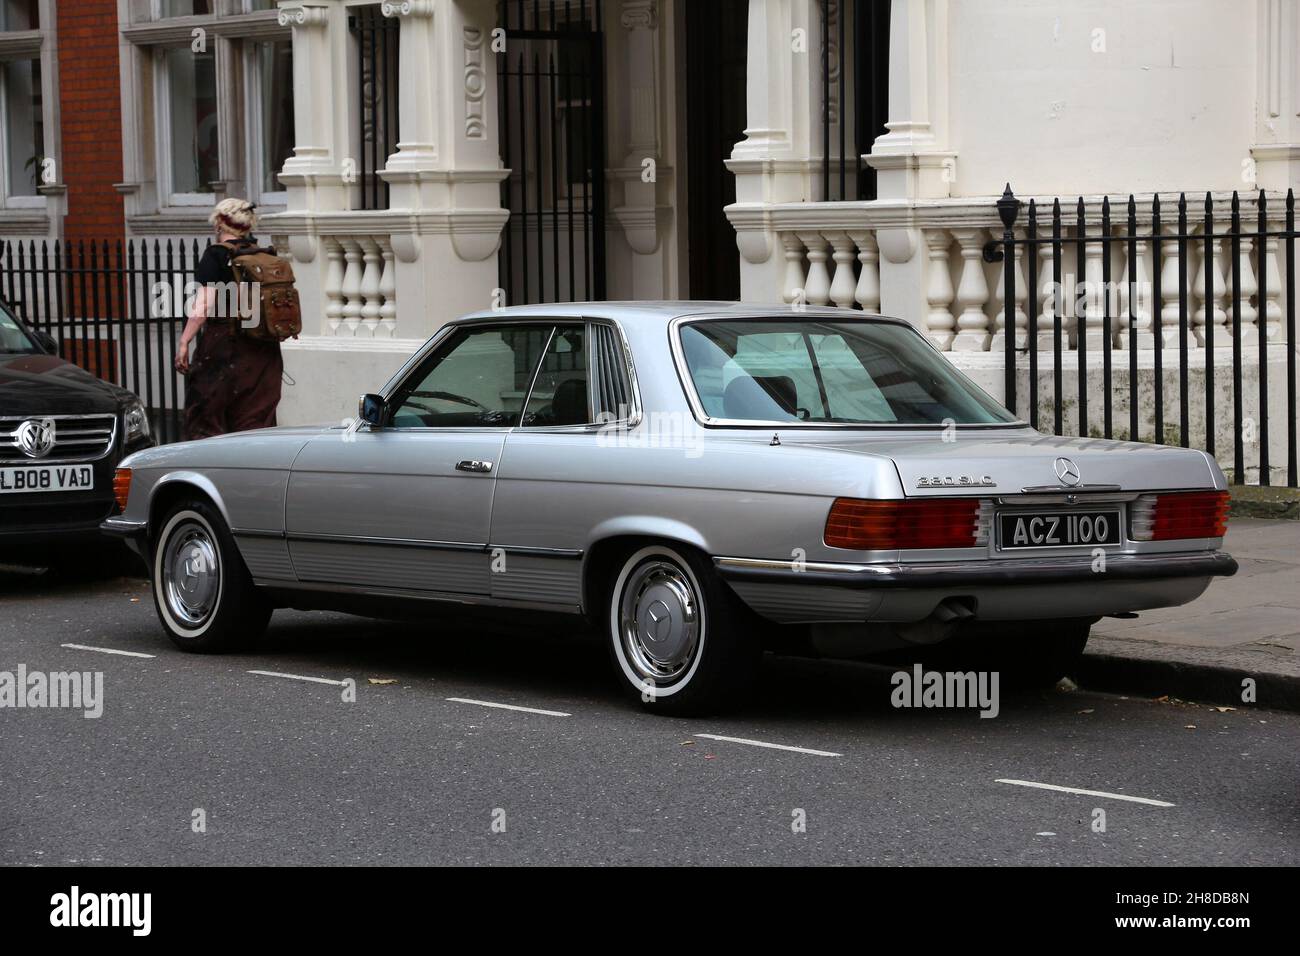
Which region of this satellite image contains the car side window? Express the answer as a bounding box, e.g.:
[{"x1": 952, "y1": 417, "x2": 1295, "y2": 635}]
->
[
  {"x1": 389, "y1": 325, "x2": 552, "y2": 428},
  {"x1": 522, "y1": 325, "x2": 589, "y2": 427}
]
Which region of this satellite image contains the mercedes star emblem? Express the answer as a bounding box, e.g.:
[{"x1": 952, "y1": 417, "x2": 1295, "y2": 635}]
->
[{"x1": 1053, "y1": 456, "x2": 1082, "y2": 487}]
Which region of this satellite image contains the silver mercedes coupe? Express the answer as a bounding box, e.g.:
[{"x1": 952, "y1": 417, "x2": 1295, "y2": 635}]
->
[{"x1": 103, "y1": 303, "x2": 1236, "y2": 714}]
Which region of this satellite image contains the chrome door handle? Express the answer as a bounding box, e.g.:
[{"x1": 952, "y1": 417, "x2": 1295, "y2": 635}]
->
[{"x1": 455, "y1": 459, "x2": 493, "y2": 474}]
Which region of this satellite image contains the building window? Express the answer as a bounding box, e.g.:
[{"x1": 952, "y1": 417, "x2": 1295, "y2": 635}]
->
[
  {"x1": 158, "y1": 0, "x2": 211, "y2": 16},
  {"x1": 248, "y1": 38, "x2": 293, "y2": 202},
  {"x1": 162, "y1": 47, "x2": 219, "y2": 201},
  {"x1": 1, "y1": 56, "x2": 42, "y2": 201},
  {"x1": 0, "y1": 1, "x2": 38, "y2": 31},
  {"x1": 0, "y1": 0, "x2": 49, "y2": 210},
  {"x1": 130, "y1": 0, "x2": 294, "y2": 214}
]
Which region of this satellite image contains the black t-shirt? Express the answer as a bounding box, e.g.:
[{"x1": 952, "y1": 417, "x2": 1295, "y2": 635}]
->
[{"x1": 194, "y1": 236, "x2": 261, "y2": 286}]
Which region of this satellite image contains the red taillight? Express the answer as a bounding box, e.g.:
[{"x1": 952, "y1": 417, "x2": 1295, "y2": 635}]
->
[
  {"x1": 112, "y1": 468, "x2": 132, "y2": 511},
  {"x1": 825, "y1": 497, "x2": 983, "y2": 550},
  {"x1": 1141, "y1": 490, "x2": 1230, "y2": 541}
]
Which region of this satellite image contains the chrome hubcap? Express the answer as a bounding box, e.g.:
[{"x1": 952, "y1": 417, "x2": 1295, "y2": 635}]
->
[
  {"x1": 162, "y1": 521, "x2": 221, "y2": 627},
  {"x1": 619, "y1": 559, "x2": 700, "y2": 684}
]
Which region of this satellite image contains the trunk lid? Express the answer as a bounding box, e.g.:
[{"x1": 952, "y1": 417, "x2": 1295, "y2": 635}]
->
[{"x1": 790, "y1": 430, "x2": 1220, "y2": 496}]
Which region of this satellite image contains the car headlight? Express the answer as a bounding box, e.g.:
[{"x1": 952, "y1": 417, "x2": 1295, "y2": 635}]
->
[{"x1": 124, "y1": 401, "x2": 151, "y2": 444}]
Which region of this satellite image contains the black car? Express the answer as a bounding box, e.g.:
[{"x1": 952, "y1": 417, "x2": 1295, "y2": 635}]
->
[{"x1": 0, "y1": 304, "x2": 156, "y2": 560}]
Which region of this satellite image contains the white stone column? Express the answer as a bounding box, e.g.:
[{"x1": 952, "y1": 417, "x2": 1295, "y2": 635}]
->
[
  {"x1": 728, "y1": 0, "x2": 820, "y2": 303},
  {"x1": 376, "y1": 0, "x2": 508, "y2": 337},
  {"x1": 609, "y1": 0, "x2": 675, "y2": 297},
  {"x1": 1251, "y1": 0, "x2": 1300, "y2": 191},
  {"x1": 382, "y1": 0, "x2": 439, "y2": 174},
  {"x1": 866, "y1": 0, "x2": 955, "y2": 202},
  {"x1": 277, "y1": 3, "x2": 345, "y2": 205}
]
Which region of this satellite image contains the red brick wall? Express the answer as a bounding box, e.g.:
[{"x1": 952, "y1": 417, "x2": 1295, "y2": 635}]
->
[{"x1": 55, "y1": 0, "x2": 125, "y2": 241}]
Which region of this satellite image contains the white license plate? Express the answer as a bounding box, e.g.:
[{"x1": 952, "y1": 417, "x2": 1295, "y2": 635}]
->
[{"x1": 0, "y1": 464, "x2": 95, "y2": 494}]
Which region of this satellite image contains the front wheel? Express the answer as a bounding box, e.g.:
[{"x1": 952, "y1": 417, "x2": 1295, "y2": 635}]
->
[
  {"x1": 151, "y1": 499, "x2": 270, "y2": 652},
  {"x1": 605, "y1": 543, "x2": 759, "y2": 716}
]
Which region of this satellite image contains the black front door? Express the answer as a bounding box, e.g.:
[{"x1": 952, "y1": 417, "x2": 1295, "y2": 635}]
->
[{"x1": 685, "y1": 0, "x2": 748, "y2": 301}]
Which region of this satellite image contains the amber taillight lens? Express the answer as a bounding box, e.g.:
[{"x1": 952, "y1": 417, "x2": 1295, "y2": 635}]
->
[
  {"x1": 824, "y1": 497, "x2": 983, "y2": 550},
  {"x1": 1133, "y1": 490, "x2": 1230, "y2": 541},
  {"x1": 112, "y1": 468, "x2": 132, "y2": 511}
]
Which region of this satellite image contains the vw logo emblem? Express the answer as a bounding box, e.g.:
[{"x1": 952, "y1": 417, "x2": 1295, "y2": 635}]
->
[
  {"x1": 15, "y1": 418, "x2": 56, "y2": 459},
  {"x1": 1054, "y1": 456, "x2": 1082, "y2": 487}
]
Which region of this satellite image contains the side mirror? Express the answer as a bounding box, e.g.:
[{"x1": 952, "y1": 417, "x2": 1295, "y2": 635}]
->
[{"x1": 358, "y1": 393, "x2": 386, "y2": 427}]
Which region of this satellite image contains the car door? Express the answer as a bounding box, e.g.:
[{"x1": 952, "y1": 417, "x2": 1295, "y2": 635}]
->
[
  {"x1": 488, "y1": 321, "x2": 636, "y2": 609},
  {"x1": 284, "y1": 322, "x2": 553, "y2": 596}
]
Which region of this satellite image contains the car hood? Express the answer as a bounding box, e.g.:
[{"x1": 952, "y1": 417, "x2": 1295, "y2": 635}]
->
[
  {"x1": 0, "y1": 352, "x2": 136, "y2": 416},
  {"x1": 784, "y1": 429, "x2": 1223, "y2": 496}
]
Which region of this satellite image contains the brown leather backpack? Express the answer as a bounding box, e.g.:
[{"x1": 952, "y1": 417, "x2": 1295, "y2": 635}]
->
[{"x1": 219, "y1": 242, "x2": 302, "y2": 342}]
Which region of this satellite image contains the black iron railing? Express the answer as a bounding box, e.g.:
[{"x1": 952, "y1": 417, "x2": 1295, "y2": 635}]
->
[
  {"x1": 819, "y1": 0, "x2": 890, "y2": 202},
  {"x1": 986, "y1": 186, "x2": 1298, "y2": 488},
  {"x1": 497, "y1": 0, "x2": 607, "y2": 305},
  {"x1": 0, "y1": 238, "x2": 205, "y2": 444},
  {"x1": 348, "y1": 4, "x2": 400, "y2": 211}
]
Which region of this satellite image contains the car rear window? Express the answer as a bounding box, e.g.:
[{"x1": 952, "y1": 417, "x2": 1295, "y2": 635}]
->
[{"x1": 678, "y1": 319, "x2": 1018, "y2": 426}]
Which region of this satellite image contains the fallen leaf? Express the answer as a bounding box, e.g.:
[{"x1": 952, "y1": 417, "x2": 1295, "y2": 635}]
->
[
  {"x1": 1212, "y1": 706, "x2": 1235, "y2": 713},
  {"x1": 367, "y1": 678, "x2": 397, "y2": 685},
  {"x1": 1077, "y1": 709, "x2": 1095, "y2": 715},
  {"x1": 679, "y1": 740, "x2": 694, "y2": 746},
  {"x1": 1184, "y1": 724, "x2": 1197, "y2": 729}
]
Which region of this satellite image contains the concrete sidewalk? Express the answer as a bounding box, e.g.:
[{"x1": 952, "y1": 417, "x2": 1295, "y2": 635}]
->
[{"x1": 1079, "y1": 518, "x2": 1300, "y2": 711}]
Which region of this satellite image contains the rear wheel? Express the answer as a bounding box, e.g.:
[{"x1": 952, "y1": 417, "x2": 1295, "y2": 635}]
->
[
  {"x1": 605, "y1": 543, "x2": 759, "y2": 716},
  {"x1": 151, "y1": 499, "x2": 270, "y2": 652}
]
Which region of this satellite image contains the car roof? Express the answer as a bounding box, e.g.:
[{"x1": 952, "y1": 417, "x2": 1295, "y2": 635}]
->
[{"x1": 457, "y1": 301, "x2": 902, "y2": 326}]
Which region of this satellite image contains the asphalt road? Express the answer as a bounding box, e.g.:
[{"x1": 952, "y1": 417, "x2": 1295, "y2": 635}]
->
[{"x1": 2, "y1": 564, "x2": 1297, "y2": 866}]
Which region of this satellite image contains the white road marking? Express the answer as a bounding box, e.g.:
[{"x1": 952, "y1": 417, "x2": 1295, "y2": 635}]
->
[
  {"x1": 693, "y1": 733, "x2": 842, "y2": 758},
  {"x1": 61, "y1": 643, "x2": 155, "y2": 659},
  {"x1": 996, "y1": 778, "x2": 1175, "y2": 807},
  {"x1": 445, "y1": 697, "x2": 571, "y2": 717},
  {"x1": 248, "y1": 670, "x2": 350, "y2": 687}
]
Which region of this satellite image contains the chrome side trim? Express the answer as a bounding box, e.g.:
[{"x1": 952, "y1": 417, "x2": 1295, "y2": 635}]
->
[
  {"x1": 493, "y1": 545, "x2": 585, "y2": 559},
  {"x1": 714, "y1": 556, "x2": 874, "y2": 574},
  {"x1": 231, "y1": 527, "x2": 285, "y2": 540},
  {"x1": 259, "y1": 578, "x2": 581, "y2": 614},
  {"x1": 285, "y1": 531, "x2": 482, "y2": 552}
]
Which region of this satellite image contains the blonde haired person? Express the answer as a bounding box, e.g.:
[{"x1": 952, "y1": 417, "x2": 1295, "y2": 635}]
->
[{"x1": 176, "y1": 198, "x2": 284, "y2": 440}]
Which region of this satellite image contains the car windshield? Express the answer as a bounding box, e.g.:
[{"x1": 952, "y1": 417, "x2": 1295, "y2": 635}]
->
[
  {"x1": 679, "y1": 319, "x2": 1019, "y2": 426},
  {"x1": 0, "y1": 307, "x2": 39, "y2": 355}
]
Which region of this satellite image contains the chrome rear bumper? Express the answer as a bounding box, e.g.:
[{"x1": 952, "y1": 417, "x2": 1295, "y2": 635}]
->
[
  {"x1": 713, "y1": 551, "x2": 1237, "y2": 624},
  {"x1": 713, "y1": 550, "x2": 1238, "y2": 589}
]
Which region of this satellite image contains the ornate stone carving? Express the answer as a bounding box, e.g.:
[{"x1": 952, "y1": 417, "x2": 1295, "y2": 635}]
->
[
  {"x1": 381, "y1": 0, "x2": 435, "y2": 18},
  {"x1": 464, "y1": 27, "x2": 486, "y2": 139},
  {"x1": 277, "y1": 4, "x2": 329, "y2": 28},
  {"x1": 620, "y1": 0, "x2": 657, "y2": 31}
]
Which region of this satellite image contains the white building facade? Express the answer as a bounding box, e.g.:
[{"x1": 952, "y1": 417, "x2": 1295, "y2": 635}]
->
[{"x1": 104, "y1": 0, "x2": 1300, "y2": 478}]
